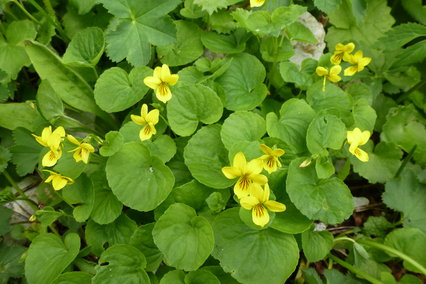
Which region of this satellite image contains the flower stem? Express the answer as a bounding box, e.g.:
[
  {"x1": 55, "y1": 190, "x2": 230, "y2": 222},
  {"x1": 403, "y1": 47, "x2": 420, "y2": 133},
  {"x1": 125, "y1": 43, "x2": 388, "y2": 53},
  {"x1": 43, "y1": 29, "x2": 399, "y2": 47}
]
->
[
  {"x1": 3, "y1": 171, "x2": 38, "y2": 211},
  {"x1": 327, "y1": 254, "x2": 384, "y2": 284},
  {"x1": 394, "y1": 144, "x2": 416, "y2": 178},
  {"x1": 11, "y1": 0, "x2": 41, "y2": 24},
  {"x1": 357, "y1": 239, "x2": 426, "y2": 275}
]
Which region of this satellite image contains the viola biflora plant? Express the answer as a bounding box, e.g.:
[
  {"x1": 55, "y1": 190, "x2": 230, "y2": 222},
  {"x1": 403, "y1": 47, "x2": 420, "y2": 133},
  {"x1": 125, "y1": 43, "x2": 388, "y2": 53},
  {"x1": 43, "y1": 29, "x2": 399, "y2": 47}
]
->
[{"x1": 1, "y1": 0, "x2": 426, "y2": 283}]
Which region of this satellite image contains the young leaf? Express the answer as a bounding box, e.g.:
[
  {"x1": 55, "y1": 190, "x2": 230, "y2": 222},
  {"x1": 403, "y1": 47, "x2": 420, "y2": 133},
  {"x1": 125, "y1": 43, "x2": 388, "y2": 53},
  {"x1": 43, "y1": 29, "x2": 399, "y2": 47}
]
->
[
  {"x1": 167, "y1": 84, "x2": 223, "y2": 137},
  {"x1": 286, "y1": 158, "x2": 354, "y2": 224},
  {"x1": 25, "y1": 233, "x2": 81, "y2": 284},
  {"x1": 153, "y1": 203, "x2": 214, "y2": 271},
  {"x1": 106, "y1": 142, "x2": 175, "y2": 212},
  {"x1": 99, "y1": 0, "x2": 181, "y2": 66},
  {"x1": 212, "y1": 208, "x2": 299, "y2": 284},
  {"x1": 184, "y1": 125, "x2": 234, "y2": 189},
  {"x1": 302, "y1": 229, "x2": 334, "y2": 262}
]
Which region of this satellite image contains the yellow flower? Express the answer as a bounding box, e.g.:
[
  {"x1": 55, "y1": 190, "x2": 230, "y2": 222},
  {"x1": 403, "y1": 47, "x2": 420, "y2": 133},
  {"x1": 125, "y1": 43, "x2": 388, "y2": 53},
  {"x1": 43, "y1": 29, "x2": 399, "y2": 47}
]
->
[
  {"x1": 330, "y1": 42, "x2": 355, "y2": 65},
  {"x1": 250, "y1": 0, "x2": 265, "y2": 7},
  {"x1": 347, "y1": 127, "x2": 371, "y2": 162},
  {"x1": 42, "y1": 148, "x2": 63, "y2": 167},
  {"x1": 222, "y1": 152, "x2": 268, "y2": 199},
  {"x1": 240, "y1": 184, "x2": 286, "y2": 227},
  {"x1": 316, "y1": 65, "x2": 342, "y2": 91},
  {"x1": 259, "y1": 144, "x2": 284, "y2": 174},
  {"x1": 131, "y1": 104, "x2": 159, "y2": 141},
  {"x1": 143, "y1": 64, "x2": 179, "y2": 103},
  {"x1": 43, "y1": 170, "x2": 74, "y2": 191},
  {"x1": 32, "y1": 126, "x2": 66, "y2": 167},
  {"x1": 344, "y1": 50, "x2": 371, "y2": 76},
  {"x1": 67, "y1": 135, "x2": 95, "y2": 164},
  {"x1": 32, "y1": 126, "x2": 65, "y2": 149}
]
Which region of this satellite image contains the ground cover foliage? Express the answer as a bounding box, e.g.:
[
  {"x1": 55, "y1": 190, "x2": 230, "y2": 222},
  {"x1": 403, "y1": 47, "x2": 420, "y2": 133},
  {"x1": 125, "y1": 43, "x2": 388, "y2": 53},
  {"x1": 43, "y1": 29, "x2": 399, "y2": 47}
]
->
[{"x1": 0, "y1": 0, "x2": 425, "y2": 283}]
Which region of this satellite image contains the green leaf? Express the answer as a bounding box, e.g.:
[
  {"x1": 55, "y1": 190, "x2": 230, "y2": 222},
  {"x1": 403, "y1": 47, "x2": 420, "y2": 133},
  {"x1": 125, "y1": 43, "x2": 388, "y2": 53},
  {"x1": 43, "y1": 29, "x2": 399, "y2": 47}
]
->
[
  {"x1": 220, "y1": 111, "x2": 266, "y2": 151},
  {"x1": 184, "y1": 125, "x2": 234, "y2": 189},
  {"x1": 350, "y1": 141, "x2": 402, "y2": 184},
  {"x1": 157, "y1": 20, "x2": 204, "y2": 66},
  {"x1": 160, "y1": 270, "x2": 185, "y2": 284},
  {"x1": 0, "y1": 20, "x2": 36, "y2": 80},
  {"x1": 106, "y1": 142, "x2": 174, "y2": 211},
  {"x1": 85, "y1": 214, "x2": 137, "y2": 255},
  {"x1": 212, "y1": 208, "x2": 299, "y2": 284},
  {"x1": 201, "y1": 30, "x2": 246, "y2": 54},
  {"x1": 0, "y1": 207, "x2": 13, "y2": 235},
  {"x1": 25, "y1": 233, "x2": 81, "y2": 284},
  {"x1": 90, "y1": 171, "x2": 123, "y2": 225},
  {"x1": 100, "y1": 0, "x2": 181, "y2": 66},
  {"x1": 383, "y1": 168, "x2": 426, "y2": 233},
  {"x1": 378, "y1": 23, "x2": 426, "y2": 50},
  {"x1": 0, "y1": 145, "x2": 11, "y2": 173},
  {"x1": 363, "y1": 216, "x2": 394, "y2": 238},
  {"x1": 381, "y1": 105, "x2": 426, "y2": 165},
  {"x1": 0, "y1": 244, "x2": 25, "y2": 282},
  {"x1": 167, "y1": 84, "x2": 223, "y2": 137},
  {"x1": 351, "y1": 99, "x2": 377, "y2": 132},
  {"x1": 306, "y1": 114, "x2": 346, "y2": 156},
  {"x1": 0, "y1": 102, "x2": 46, "y2": 131},
  {"x1": 36, "y1": 80, "x2": 65, "y2": 122},
  {"x1": 314, "y1": 0, "x2": 342, "y2": 12},
  {"x1": 315, "y1": 156, "x2": 335, "y2": 179},
  {"x1": 144, "y1": 135, "x2": 177, "y2": 163},
  {"x1": 287, "y1": 158, "x2": 354, "y2": 224},
  {"x1": 130, "y1": 223, "x2": 163, "y2": 272},
  {"x1": 307, "y1": 81, "x2": 352, "y2": 122},
  {"x1": 25, "y1": 41, "x2": 106, "y2": 118},
  {"x1": 180, "y1": 0, "x2": 206, "y2": 19},
  {"x1": 193, "y1": 0, "x2": 240, "y2": 15},
  {"x1": 69, "y1": 0, "x2": 97, "y2": 14},
  {"x1": 93, "y1": 244, "x2": 150, "y2": 283},
  {"x1": 266, "y1": 98, "x2": 316, "y2": 154},
  {"x1": 384, "y1": 228, "x2": 426, "y2": 273},
  {"x1": 99, "y1": 131, "x2": 124, "y2": 157},
  {"x1": 53, "y1": 141, "x2": 86, "y2": 179},
  {"x1": 279, "y1": 61, "x2": 313, "y2": 89},
  {"x1": 52, "y1": 272, "x2": 92, "y2": 284},
  {"x1": 401, "y1": 0, "x2": 426, "y2": 25},
  {"x1": 392, "y1": 40, "x2": 426, "y2": 67},
  {"x1": 216, "y1": 53, "x2": 267, "y2": 111},
  {"x1": 302, "y1": 229, "x2": 334, "y2": 262},
  {"x1": 153, "y1": 203, "x2": 214, "y2": 271},
  {"x1": 63, "y1": 27, "x2": 104, "y2": 66},
  {"x1": 185, "y1": 270, "x2": 220, "y2": 284},
  {"x1": 269, "y1": 169, "x2": 313, "y2": 234},
  {"x1": 286, "y1": 22, "x2": 317, "y2": 43},
  {"x1": 260, "y1": 37, "x2": 294, "y2": 62},
  {"x1": 10, "y1": 127, "x2": 43, "y2": 176},
  {"x1": 62, "y1": 174, "x2": 94, "y2": 222},
  {"x1": 94, "y1": 66, "x2": 152, "y2": 112},
  {"x1": 326, "y1": 0, "x2": 395, "y2": 47},
  {"x1": 173, "y1": 180, "x2": 211, "y2": 211}
]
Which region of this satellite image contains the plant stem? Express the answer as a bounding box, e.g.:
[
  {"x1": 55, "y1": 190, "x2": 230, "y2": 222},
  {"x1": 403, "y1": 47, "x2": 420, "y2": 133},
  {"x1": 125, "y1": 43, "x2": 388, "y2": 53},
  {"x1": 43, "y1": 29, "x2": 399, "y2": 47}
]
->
[
  {"x1": 11, "y1": 0, "x2": 41, "y2": 24},
  {"x1": 394, "y1": 145, "x2": 416, "y2": 178},
  {"x1": 3, "y1": 171, "x2": 38, "y2": 211},
  {"x1": 396, "y1": 77, "x2": 426, "y2": 104},
  {"x1": 357, "y1": 239, "x2": 426, "y2": 275},
  {"x1": 327, "y1": 254, "x2": 384, "y2": 284},
  {"x1": 26, "y1": 0, "x2": 69, "y2": 42}
]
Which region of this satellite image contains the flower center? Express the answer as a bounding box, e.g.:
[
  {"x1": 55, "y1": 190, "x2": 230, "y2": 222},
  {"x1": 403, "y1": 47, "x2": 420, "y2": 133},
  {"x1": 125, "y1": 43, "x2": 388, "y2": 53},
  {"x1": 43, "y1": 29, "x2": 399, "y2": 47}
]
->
[
  {"x1": 239, "y1": 175, "x2": 251, "y2": 191},
  {"x1": 253, "y1": 204, "x2": 264, "y2": 218}
]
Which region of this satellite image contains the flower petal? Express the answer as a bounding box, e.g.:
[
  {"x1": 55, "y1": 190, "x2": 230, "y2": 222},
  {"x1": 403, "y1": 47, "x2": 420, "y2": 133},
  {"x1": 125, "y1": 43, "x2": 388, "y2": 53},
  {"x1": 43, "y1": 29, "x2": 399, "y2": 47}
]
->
[
  {"x1": 259, "y1": 144, "x2": 273, "y2": 155},
  {"x1": 249, "y1": 173, "x2": 268, "y2": 185},
  {"x1": 250, "y1": 0, "x2": 265, "y2": 7},
  {"x1": 42, "y1": 149, "x2": 61, "y2": 167},
  {"x1": 232, "y1": 152, "x2": 246, "y2": 171},
  {"x1": 153, "y1": 66, "x2": 162, "y2": 79},
  {"x1": 264, "y1": 200, "x2": 286, "y2": 212},
  {"x1": 316, "y1": 66, "x2": 328, "y2": 77},
  {"x1": 358, "y1": 130, "x2": 371, "y2": 146},
  {"x1": 239, "y1": 195, "x2": 259, "y2": 210},
  {"x1": 330, "y1": 52, "x2": 343, "y2": 65},
  {"x1": 52, "y1": 176, "x2": 68, "y2": 191},
  {"x1": 146, "y1": 109, "x2": 159, "y2": 125},
  {"x1": 67, "y1": 134, "x2": 80, "y2": 146},
  {"x1": 155, "y1": 84, "x2": 172, "y2": 103},
  {"x1": 252, "y1": 205, "x2": 269, "y2": 227},
  {"x1": 131, "y1": 114, "x2": 146, "y2": 125},
  {"x1": 144, "y1": 76, "x2": 161, "y2": 90},
  {"x1": 344, "y1": 42, "x2": 355, "y2": 53},
  {"x1": 344, "y1": 66, "x2": 358, "y2": 76},
  {"x1": 139, "y1": 124, "x2": 156, "y2": 141},
  {"x1": 354, "y1": 147, "x2": 369, "y2": 162},
  {"x1": 246, "y1": 158, "x2": 264, "y2": 174},
  {"x1": 141, "y1": 104, "x2": 148, "y2": 117},
  {"x1": 221, "y1": 166, "x2": 240, "y2": 179}
]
